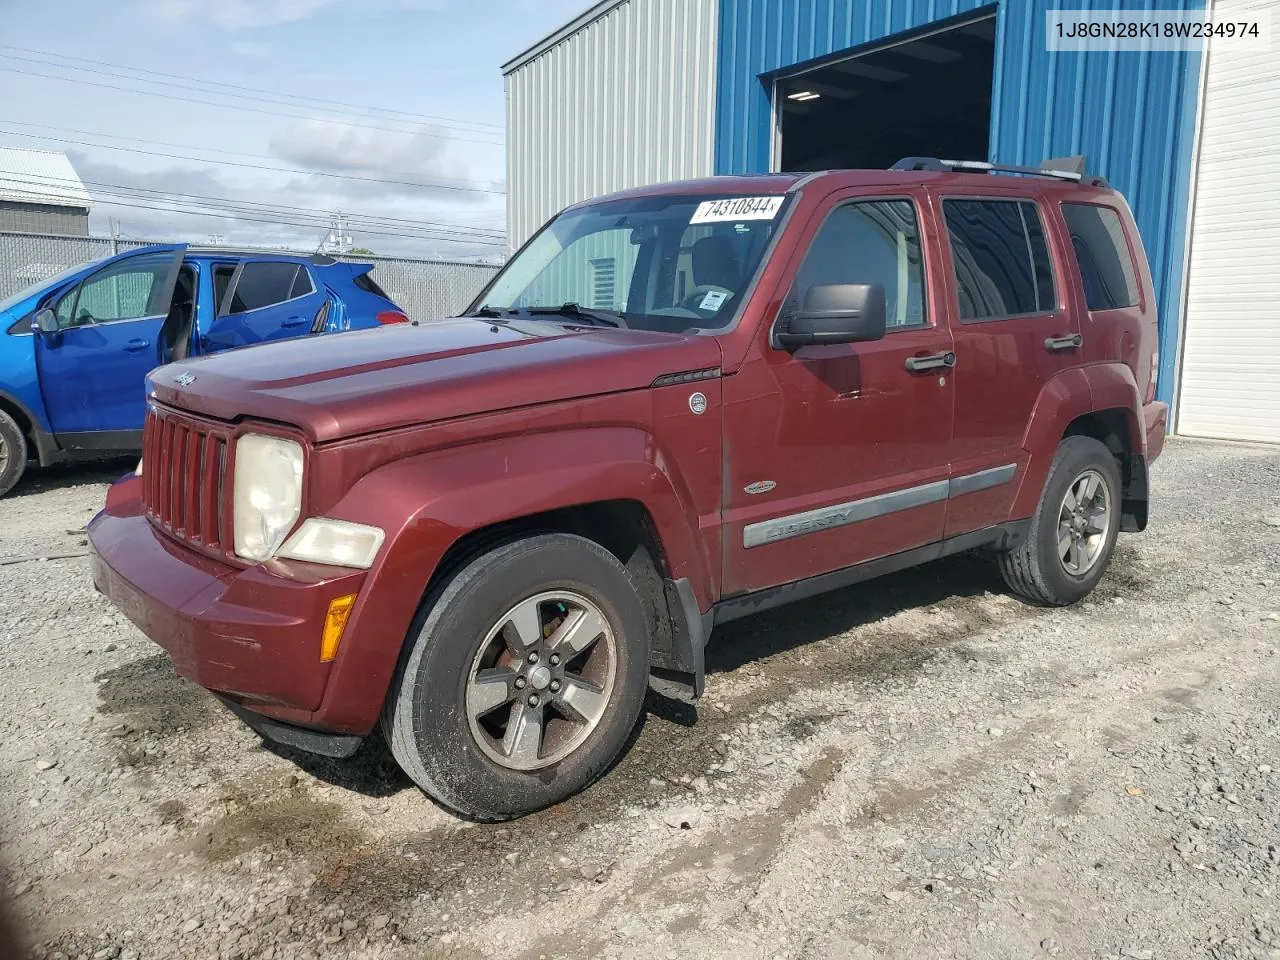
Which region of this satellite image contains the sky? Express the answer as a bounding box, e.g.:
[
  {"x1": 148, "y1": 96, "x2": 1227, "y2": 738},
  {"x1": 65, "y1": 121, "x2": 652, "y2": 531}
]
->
[{"x1": 0, "y1": 0, "x2": 587, "y2": 260}]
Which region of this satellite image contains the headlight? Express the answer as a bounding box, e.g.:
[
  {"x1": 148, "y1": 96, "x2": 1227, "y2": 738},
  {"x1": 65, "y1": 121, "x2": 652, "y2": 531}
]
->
[
  {"x1": 277, "y1": 518, "x2": 385, "y2": 569},
  {"x1": 233, "y1": 434, "x2": 304, "y2": 563}
]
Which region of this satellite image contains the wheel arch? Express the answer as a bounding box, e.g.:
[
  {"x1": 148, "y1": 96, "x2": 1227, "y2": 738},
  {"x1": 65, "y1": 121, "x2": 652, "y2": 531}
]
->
[
  {"x1": 0, "y1": 388, "x2": 60, "y2": 467},
  {"x1": 305, "y1": 428, "x2": 716, "y2": 733}
]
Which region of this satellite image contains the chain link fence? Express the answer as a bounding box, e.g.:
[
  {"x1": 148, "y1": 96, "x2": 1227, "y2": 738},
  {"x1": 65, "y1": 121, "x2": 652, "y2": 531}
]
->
[{"x1": 0, "y1": 231, "x2": 500, "y2": 319}]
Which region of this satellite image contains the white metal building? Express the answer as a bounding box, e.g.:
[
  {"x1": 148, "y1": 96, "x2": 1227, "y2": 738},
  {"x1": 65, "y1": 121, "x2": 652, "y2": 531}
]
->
[
  {"x1": 503, "y1": 0, "x2": 1280, "y2": 442},
  {"x1": 0, "y1": 147, "x2": 91, "y2": 237}
]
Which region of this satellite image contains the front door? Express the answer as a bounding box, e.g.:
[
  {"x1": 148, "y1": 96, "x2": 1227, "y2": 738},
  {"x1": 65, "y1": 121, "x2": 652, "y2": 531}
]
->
[
  {"x1": 205, "y1": 259, "x2": 326, "y2": 351},
  {"x1": 722, "y1": 194, "x2": 955, "y2": 596},
  {"x1": 932, "y1": 192, "x2": 1079, "y2": 538},
  {"x1": 34, "y1": 245, "x2": 184, "y2": 443}
]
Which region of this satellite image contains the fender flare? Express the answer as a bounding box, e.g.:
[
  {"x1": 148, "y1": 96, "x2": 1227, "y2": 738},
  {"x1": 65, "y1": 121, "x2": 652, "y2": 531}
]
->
[
  {"x1": 1010, "y1": 363, "x2": 1144, "y2": 522},
  {"x1": 307, "y1": 426, "x2": 715, "y2": 732}
]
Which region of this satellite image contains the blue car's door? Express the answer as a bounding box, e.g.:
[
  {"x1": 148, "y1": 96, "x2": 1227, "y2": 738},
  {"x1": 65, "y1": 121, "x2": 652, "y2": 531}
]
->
[
  {"x1": 204, "y1": 259, "x2": 326, "y2": 351},
  {"x1": 33, "y1": 245, "x2": 184, "y2": 445}
]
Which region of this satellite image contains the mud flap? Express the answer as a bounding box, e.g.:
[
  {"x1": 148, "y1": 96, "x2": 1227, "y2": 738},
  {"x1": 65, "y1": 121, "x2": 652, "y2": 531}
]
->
[{"x1": 648, "y1": 578, "x2": 711, "y2": 703}]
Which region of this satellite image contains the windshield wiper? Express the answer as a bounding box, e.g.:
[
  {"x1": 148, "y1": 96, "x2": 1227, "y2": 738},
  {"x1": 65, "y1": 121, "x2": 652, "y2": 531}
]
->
[
  {"x1": 521, "y1": 302, "x2": 624, "y2": 328},
  {"x1": 469, "y1": 305, "x2": 507, "y2": 319}
]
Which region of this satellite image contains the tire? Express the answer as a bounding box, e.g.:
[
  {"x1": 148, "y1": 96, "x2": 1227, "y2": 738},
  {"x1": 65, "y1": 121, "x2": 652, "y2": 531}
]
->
[
  {"x1": 998, "y1": 436, "x2": 1123, "y2": 606},
  {"x1": 383, "y1": 533, "x2": 650, "y2": 820},
  {"x1": 0, "y1": 409, "x2": 28, "y2": 499}
]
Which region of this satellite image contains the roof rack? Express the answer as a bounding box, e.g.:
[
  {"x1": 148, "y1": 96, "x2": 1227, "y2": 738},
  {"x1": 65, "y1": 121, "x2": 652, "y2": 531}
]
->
[{"x1": 890, "y1": 155, "x2": 1108, "y2": 187}]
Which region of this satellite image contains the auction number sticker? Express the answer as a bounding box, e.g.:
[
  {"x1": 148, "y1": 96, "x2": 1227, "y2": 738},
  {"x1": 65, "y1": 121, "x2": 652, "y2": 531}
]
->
[{"x1": 690, "y1": 196, "x2": 785, "y2": 224}]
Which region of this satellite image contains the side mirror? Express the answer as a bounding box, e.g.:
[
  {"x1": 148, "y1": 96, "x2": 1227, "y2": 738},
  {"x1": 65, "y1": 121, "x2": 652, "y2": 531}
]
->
[
  {"x1": 33, "y1": 307, "x2": 58, "y2": 335},
  {"x1": 776, "y1": 283, "x2": 886, "y2": 350}
]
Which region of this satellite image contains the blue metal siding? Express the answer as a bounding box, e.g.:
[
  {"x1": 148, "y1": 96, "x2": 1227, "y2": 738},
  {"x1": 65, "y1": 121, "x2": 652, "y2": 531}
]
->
[{"x1": 715, "y1": 0, "x2": 1205, "y2": 405}]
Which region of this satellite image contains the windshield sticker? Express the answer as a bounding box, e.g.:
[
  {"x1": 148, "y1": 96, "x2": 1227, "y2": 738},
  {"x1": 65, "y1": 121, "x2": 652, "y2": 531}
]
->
[
  {"x1": 690, "y1": 196, "x2": 784, "y2": 224},
  {"x1": 699, "y1": 290, "x2": 729, "y2": 311}
]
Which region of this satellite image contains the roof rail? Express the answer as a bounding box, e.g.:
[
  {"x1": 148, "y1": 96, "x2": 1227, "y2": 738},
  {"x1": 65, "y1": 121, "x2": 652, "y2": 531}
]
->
[{"x1": 890, "y1": 156, "x2": 1108, "y2": 187}]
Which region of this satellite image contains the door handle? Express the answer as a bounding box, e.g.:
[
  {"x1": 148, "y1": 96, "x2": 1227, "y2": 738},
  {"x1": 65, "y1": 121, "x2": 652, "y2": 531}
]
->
[
  {"x1": 905, "y1": 351, "x2": 956, "y2": 372},
  {"x1": 1045, "y1": 333, "x2": 1082, "y2": 352},
  {"x1": 124, "y1": 338, "x2": 151, "y2": 352},
  {"x1": 281, "y1": 316, "x2": 308, "y2": 327}
]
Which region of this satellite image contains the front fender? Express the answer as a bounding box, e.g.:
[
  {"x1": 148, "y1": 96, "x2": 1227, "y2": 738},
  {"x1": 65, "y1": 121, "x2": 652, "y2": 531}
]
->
[
  {"x1": 306, "y1": 426, "x2": 712, "y2": 733},
  {"x1": 1009, "y1": 363, "x2": 1142, "y2": 520}
]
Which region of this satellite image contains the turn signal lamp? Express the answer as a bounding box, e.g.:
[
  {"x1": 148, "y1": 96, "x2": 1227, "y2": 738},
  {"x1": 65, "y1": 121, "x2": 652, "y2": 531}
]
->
[{"x1": 321, "y1": 594, "x2": 357, "y2": 662}]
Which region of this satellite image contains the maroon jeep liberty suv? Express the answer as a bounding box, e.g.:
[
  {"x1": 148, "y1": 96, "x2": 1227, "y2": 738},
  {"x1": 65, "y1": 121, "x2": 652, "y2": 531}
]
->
[{"x1": 89, "y1": 157, "x2": 1168, "y2": 820}]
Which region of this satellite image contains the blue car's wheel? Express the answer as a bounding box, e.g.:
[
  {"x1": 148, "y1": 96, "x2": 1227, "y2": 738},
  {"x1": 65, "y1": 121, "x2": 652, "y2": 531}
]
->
[{"x1": 0, "y1": 409, "x2": 26, "y2": 498}]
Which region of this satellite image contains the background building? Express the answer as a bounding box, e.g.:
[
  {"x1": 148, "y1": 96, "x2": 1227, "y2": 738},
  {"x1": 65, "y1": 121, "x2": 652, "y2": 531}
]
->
[
  {"x1": 504, "y1": 0, "x2": 1278, "y2": 443},
  {"x1": 0, "y1": 147, "x2": 91, "y2": 237}
]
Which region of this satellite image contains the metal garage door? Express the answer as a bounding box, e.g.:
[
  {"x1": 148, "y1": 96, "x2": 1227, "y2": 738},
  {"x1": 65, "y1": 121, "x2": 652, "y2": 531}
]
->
[{"x1": 1177, "y1": 0, "x2": 1280, "y2": 443}]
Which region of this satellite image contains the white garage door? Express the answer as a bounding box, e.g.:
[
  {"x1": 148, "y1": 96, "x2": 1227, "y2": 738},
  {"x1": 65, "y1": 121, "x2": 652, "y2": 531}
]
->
[{"x1": 1177, "y1": 0, "x2": 1280, "y2": 443}]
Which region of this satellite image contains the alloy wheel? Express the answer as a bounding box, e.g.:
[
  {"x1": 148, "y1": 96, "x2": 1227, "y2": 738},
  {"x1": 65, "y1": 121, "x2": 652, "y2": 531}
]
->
[
  {"x1": 1057, "y1": 468, "x2": 1112, "y2": 576},
  {"x1": 465, "y1": 590, "x2": 617, "y2": 771}
]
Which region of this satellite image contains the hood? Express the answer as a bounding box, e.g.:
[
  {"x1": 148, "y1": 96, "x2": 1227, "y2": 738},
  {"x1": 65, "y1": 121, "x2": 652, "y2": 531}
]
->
[{"x1": 149, "y1": 318, "x2": 722, "y2": 443}]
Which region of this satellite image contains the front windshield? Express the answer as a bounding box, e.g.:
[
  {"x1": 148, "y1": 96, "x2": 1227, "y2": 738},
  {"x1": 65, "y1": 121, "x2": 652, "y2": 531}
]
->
[{"x1": 475, "y1": 193, "x2": 790, "y2": 333}]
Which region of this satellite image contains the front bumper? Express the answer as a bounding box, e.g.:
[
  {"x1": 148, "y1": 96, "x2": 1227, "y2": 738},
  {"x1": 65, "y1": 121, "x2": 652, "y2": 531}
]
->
[{"x1": 88, "y1": 475, "x2": 369, "y2": 740}]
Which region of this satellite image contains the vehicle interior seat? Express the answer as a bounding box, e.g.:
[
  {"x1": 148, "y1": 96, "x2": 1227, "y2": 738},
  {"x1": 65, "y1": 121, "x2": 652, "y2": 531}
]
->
[
  {"x1": 161, "y1": 266, "x2": 196, "y2": 362},
  {"x1": 691, "y1": 234, "x2": 742, "y2": 294}
]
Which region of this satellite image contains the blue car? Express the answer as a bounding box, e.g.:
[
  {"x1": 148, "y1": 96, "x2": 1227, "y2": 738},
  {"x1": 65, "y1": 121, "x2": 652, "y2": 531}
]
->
[{"x1": 0, "y1": 244, "x2": 407, "y2": 496}]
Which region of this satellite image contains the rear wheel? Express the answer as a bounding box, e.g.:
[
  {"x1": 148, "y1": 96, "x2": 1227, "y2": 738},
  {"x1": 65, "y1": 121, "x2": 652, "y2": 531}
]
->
[
  {"x1": 998, "y1": 435, "x2": 1122, "y2": 606},
  {"x1": 383, "y1": 533, "x2": 650, "y2": 820},
  {"x1": 0, "y1": 410, "x2": 28, "y2": 499}
]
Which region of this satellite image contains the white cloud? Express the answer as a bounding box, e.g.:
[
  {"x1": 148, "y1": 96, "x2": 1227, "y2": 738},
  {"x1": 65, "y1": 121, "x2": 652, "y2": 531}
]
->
[
  {"x1": 145, "y1": 0, "x2": 447, "y2": 30},
  {"x1": 268, "y1": 118, "x2": 489, "y2": 201}
]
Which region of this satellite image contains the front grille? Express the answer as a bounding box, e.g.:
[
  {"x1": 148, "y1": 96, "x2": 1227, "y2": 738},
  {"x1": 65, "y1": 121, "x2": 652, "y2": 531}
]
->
[{"x1": 142, "y1": 406, "x2": 232, "y2": 558}]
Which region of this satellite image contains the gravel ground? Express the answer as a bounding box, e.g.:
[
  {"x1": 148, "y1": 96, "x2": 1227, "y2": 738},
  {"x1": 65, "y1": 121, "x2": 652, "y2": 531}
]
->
[{"x1": 1, "y1": 439, "x2": 1278, "y2": 960}]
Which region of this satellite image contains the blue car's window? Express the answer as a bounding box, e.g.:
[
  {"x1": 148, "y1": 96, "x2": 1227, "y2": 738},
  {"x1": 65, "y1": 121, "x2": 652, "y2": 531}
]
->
[
  {"x1": 224, "y1": 262, "x2": 302, "y2": 315},
  {"x1": 53, "y1": 252, "x2": 174, "y2": 328}
]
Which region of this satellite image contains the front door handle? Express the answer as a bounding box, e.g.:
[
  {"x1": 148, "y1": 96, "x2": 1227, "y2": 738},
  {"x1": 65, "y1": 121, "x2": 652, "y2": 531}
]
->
[
  {"x1": 124, "y1": 338, "x2": 151, "y2": 352},
  {"x1": 1045, "y1": 333, "x2": 1082, "y2": 352},
  {"x1": 905, "y1": 351, "x2": 956, "y2": 372}
]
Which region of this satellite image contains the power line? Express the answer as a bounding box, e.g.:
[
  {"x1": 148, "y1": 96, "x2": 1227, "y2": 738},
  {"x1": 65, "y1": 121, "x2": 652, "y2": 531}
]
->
[
  {"x1": 0, "y1": 126, "x2": 506, "y2": 196},
  {"x1": 0, "y1": 182, "x2": 507, "y2": 247},
  {"x1": 3, "y1": 175, "x2": 509, "y2": 244},
  {"x1": 0, "y1": 44, "x2": 505, "y2": 132},
  {"x1": 0, "y1": 119, "x2": 504, "y2": 193},
  {"x1": 0, "y1": 65, "x2": 505, "y2": 146}
]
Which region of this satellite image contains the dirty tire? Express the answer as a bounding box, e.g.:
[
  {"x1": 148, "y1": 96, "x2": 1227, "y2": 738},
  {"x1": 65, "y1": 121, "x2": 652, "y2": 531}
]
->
[
  {"x1": 383, "y1": 533, "x2": 650, "y2": 821},
  {"x1": 999, "y1": 435, "x2": 1122, "y2": 606},
  {"x1": 0, "y1": 408, "x2": 27, "y2": 499}
]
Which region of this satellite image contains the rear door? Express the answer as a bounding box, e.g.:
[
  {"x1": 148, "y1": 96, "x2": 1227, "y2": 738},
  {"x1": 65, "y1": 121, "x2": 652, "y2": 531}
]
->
[
  {"x1": 933, "y1": 191, "x2": 1079, "y2": 537},
  {"x1": 34, "y1": 245, "x2": 184, "y2": 442},
  {"x1": 205, "y1": 259, "x2": 326, "y2": 351}
]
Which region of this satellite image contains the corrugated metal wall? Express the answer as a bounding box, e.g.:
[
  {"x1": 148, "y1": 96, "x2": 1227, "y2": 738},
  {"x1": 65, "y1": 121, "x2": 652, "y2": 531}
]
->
[
  {"x1": 503, "y1": 0, "x2": 719, "y2": 248},
  {"x1": 714, "y1": 0, "x2": 1205, "y2": 405}
]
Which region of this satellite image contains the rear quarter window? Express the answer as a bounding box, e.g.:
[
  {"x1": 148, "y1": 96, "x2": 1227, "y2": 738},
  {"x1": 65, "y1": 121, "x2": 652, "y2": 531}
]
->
[
  {"x1": 352, "y1": 272, "x2": 391, "y2": 299},
  {"x1": 1060, "y1": 203, "x2": 1139, "y2": 310}
]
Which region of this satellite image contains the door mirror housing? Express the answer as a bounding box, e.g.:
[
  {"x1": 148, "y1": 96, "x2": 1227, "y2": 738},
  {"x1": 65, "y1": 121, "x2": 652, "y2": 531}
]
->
[
  {"x1": 33, "y1": 307, "x2": 59, "y2": 335},
  {"x1": 776, "y1": 283, "x2": 886, "y2": 350}
]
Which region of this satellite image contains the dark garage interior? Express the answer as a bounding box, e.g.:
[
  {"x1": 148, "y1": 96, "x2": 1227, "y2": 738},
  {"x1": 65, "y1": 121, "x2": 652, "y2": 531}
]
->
[{"x1": 777, "y1": 13, "x2": 996, "y2": 172}]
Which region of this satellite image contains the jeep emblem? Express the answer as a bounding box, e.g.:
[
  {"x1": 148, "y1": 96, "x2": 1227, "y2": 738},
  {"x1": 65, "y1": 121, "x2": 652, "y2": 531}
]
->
[
  {"x1": 174, "y1": 372, "x2": 197, "y2": 387},
  {"x1": 688, "y1": 392, "x2": 707, "y2": 415}
]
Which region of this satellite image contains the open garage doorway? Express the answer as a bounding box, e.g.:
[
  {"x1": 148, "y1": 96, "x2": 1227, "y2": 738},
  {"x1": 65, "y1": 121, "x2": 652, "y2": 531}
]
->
[{"x1": 775, "y1": 11, "x2": 997, "y2": 172}]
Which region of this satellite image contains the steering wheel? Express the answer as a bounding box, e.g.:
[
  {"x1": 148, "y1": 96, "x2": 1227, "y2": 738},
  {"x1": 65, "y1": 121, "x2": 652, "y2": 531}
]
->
[{"x1": 679, "y1": 285, "x2": 734, "y2": 314}]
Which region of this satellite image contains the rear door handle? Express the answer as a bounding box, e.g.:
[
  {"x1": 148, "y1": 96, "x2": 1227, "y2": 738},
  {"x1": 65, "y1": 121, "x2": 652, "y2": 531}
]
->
[
  {"x1": 1045, "y1": 333, "x2": 1082, "y2": 352},
  {"x1": 124, "y1": 338, "x2": 151, "y2": 352},
  {"x1": 281, "y1": 316, "x2": 308, "y2": 327},
  {"x1": 905, "y1": 351, "x2": 956, "y2": 372}
]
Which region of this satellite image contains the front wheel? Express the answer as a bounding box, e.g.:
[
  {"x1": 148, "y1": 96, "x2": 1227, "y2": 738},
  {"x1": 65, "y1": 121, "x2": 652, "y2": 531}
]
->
[
  {"x1": 998, "y1": 435, "x2": 1123, "y2": 606},
  {"x1": 382, "y1": 533, "x2": 650, "y2": 820},
  {"x1": 0, "y1": 409, "x2": 28, "y2": 499}
]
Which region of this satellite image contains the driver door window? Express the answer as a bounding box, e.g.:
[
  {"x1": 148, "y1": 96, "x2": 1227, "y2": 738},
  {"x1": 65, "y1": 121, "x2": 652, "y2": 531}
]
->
[{"x1": 53, "y1": 254, "x2": 172, "y2": 328}]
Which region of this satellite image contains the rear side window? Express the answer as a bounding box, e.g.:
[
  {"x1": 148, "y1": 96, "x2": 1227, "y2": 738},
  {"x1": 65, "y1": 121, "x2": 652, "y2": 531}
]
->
[
  {"x1": 791, "y1": 199, "x2": 927, "y2": 329},
  {"x1": 943, "y1": 199, "x2": 1055, "y2": 320},
  {"x1": 352, "y1": 272, "x2": 390, "y2": 299},
  {"x1": 225, "y1": 262, "x2": 302, "y2": 314},
  {"x1": 1060, "y1": 203, "x2": 1139, "y2": 310}
]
